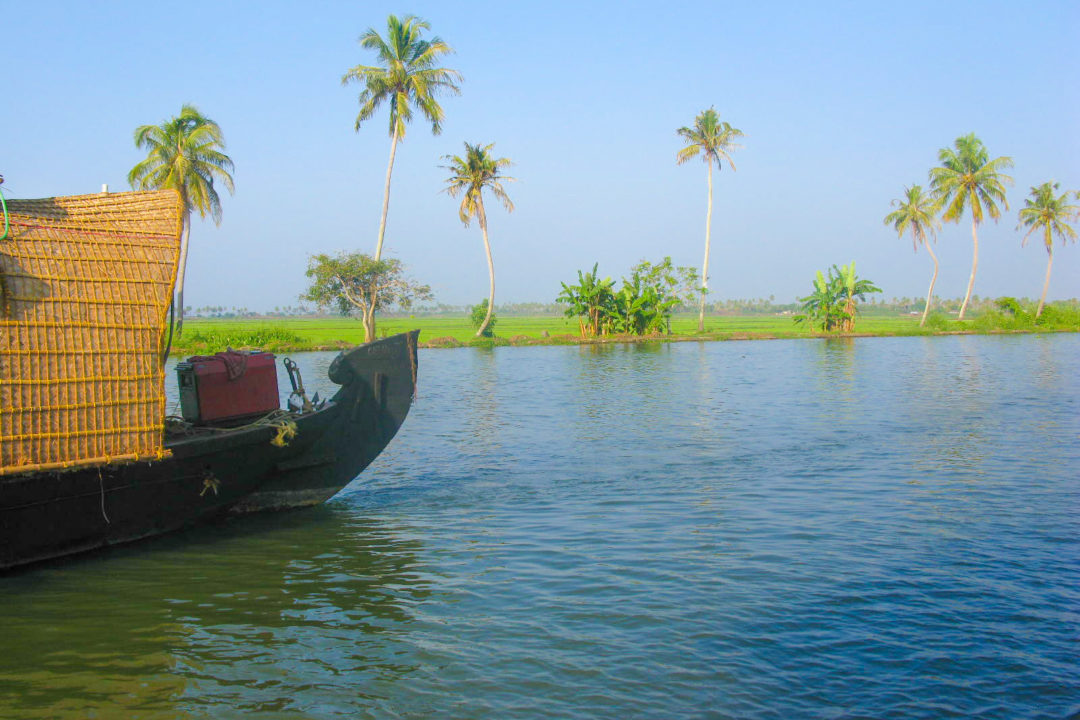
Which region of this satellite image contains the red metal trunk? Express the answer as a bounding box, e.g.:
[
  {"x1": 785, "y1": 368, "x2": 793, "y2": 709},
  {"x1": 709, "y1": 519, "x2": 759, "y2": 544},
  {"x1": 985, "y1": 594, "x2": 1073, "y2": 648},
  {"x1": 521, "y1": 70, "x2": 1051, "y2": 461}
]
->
[{"x1": 177, "y1": 352, "x2": 279, "y2": 425}]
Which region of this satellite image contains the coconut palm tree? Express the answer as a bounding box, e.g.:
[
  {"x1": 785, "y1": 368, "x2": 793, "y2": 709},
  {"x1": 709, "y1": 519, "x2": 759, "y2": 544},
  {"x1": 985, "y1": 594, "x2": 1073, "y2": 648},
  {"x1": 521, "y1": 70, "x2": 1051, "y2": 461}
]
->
[
  {"x1": 1017, "y1": 182, "x2": 1079, "y2": 318},
  {"x1": 128, "y1": 104, "x2": 234, "y2": 336},
  {"x1": 343, "y1": 14, "x2": 461, "y2": 263},
  {"x1": 928, "y1": 133, "x2": 1013, "y2": 320},
  {"x1": 677, "y1": 107, "x2": 743, "y2": 332},
  {"x1": 884, "y1": 184, "x2": 941, "y2": 326},
  {"x1": 443, "y1": 143, "x2": 514, "y2": 337}
]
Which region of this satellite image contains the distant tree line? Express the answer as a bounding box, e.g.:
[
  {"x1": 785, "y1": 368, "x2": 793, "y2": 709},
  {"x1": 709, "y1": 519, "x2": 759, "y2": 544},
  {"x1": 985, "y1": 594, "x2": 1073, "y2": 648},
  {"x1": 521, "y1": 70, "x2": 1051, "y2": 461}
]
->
[{"x1": 125, "y1": 16, "x2": 1077, "y2": 347}]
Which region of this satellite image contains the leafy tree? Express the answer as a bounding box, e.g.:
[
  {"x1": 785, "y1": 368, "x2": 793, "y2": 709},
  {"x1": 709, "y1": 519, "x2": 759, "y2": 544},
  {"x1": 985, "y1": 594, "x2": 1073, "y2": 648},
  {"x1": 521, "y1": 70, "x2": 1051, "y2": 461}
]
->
[
  {"x1": 929, "y1": 133, "x2": 1013, "y2": 320},
  {"x1": 442, "y1": 142, "x2": 515, "y2": 337},
  {"x1": 677, "y1": 107, "x2": 744, "y2": 332},
  {"x1": 128, "y1": 104, "x2": 234, "y2": 337},
  {"x1": 301, "y1": 252, "x2": 432, "y2": 341},
  {"x1": 885, "y1": 185, "x2": 941, "y2": 326},
  {"x1": 1017, "y1": 182, "x2": 1079, "y2": 319},
  {"x1": 343, "y1": 14, "x2": 461, "y2": 263},
  {"x1": 615, "y1": 258, "x2": 699, "y2": 335},
  {"x1": 557, "y1": 264, "x2": 615, "y2": 337},
  {"x1": 470, "y1": 299, "x2": 496, "y2": 337},
  {"x1": 632, "y1": 257, "x2": 699, "y2": 308}
]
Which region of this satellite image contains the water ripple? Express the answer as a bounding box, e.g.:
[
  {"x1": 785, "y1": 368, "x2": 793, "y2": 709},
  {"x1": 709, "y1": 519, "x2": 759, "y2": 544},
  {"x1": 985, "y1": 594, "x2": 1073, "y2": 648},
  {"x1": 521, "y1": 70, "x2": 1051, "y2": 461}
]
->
[{"x1": 1, "y1": 335, "x2": 1077, "y2": 719}]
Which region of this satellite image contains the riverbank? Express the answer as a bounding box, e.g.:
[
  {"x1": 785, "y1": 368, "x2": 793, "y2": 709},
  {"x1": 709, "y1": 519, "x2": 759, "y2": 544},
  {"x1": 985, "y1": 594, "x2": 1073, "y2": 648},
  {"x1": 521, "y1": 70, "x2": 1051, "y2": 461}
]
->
[{"x1": 172, "y1": 310, "x2": 1080, "y2": 353}]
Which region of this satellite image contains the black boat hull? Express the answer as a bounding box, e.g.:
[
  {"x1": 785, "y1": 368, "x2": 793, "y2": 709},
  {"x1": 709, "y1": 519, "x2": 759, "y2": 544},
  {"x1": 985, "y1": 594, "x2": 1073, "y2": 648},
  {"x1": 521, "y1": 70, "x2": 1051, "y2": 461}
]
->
[{"x1": 0, "y1": 331, "x2": 419, "y2": 570}]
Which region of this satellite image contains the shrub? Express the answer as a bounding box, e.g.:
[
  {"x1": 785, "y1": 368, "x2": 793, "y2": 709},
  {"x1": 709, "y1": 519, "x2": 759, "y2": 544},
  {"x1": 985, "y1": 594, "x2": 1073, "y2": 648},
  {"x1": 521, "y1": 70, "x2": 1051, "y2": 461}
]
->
[
  {"x1": 425, "y1": 336, "x2": 464, "y2": 348},
  {"x1": 470, "y1": 299, "x2": 496, "y2": 337},
  {"x1": 175, "y1": 327, "x2": 309, "y2": 353},
  {"x1": 1036, "y1": 302, "x2": 1080, "y2": 329},
  {"x1": 923, "y1": 312, "x2": 954, "y2": 331}
]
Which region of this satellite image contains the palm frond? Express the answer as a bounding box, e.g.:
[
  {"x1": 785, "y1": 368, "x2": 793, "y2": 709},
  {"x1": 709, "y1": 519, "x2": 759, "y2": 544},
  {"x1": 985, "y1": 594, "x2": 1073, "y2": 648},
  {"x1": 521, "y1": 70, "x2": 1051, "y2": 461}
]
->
[
  {"x1": 1018, "y1": 181, "x2": 1080, "y2": 253},
  {"x1": 441, "y1": 141, "x2": 515, "y2": 226},
  {"x1": 929, "y1": 134, "x2": 1012, "y2": 226},
  {"x1": 676, "y1": 107, "x2": 743, "y2": 170},
  {"x1": 127, "y1": 104, "x2": 234, "y2": 225},
  {"x1": 344, "y1": 13, "x2": 459, "y2": 137}
]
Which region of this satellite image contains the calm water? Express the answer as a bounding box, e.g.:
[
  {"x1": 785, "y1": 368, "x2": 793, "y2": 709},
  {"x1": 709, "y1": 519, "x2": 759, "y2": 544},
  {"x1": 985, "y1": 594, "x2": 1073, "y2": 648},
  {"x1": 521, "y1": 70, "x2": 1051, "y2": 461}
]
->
[{"x1": 1, "y1": 335, "x2": 1077, "y2": 719}]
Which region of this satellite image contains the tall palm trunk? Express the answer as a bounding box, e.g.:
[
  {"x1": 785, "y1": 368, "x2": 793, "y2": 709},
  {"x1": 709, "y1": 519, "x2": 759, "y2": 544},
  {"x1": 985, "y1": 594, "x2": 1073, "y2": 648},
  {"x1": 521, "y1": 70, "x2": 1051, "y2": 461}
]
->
[
  {"x1": 174, "y1": 209, "x2": 192, "y2": 337},
  {"x1": 958, "y1": 217, "x2": 978, "y2": 320},
  {"x1": 365, "y1": 126, "x2": 400, "y2": 344},
  {"x1": 476, "y1": 200, "x2": 495, "y2": 337},
  {"x1": 921, "y1": 238, "x2": 939, "y2": 327},
  {"x1": 375, "y1": 126, "x2": 400, "y2": 262},
  {"x1": 1036, "y1": 236, "x2": 1053, "y2": 319},
  {"x1": 698, "y1": 162, "x2": 714, "y2": 333}
]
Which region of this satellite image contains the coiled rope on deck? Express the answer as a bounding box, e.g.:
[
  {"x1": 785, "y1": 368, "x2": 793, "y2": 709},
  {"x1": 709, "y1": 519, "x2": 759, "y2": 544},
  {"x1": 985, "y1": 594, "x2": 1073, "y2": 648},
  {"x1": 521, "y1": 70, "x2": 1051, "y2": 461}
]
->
[
  {"x1": 165, "y1": 409, "x2": 300, "y2": 447},
  {"x1": 0, "y1": 176, "x2": 10, "y2": 241}
]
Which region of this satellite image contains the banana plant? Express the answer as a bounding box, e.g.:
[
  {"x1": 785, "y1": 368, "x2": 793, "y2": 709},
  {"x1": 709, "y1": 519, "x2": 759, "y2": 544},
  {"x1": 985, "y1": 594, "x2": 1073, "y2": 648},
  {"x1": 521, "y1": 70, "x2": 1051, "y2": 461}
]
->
[
  {"x1": 832, "y1": 261, "x2": 881, "y2": 331},
  {"x1": 794, "y1": 270, "x2": 844, "y2": 331},
  {"x1": 794, "y1": 264, "x2": 880, "y2": 332},
  {"x1": 557, "y1": 264, "x2": 615, "y2": 337}
]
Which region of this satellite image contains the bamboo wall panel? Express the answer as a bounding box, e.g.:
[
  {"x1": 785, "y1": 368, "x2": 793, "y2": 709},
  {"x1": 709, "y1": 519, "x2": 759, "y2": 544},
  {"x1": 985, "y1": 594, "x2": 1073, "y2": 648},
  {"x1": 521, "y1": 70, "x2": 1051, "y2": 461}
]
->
[{"x1": 0, "y1": 190, "x2": 182, "y2": 475}]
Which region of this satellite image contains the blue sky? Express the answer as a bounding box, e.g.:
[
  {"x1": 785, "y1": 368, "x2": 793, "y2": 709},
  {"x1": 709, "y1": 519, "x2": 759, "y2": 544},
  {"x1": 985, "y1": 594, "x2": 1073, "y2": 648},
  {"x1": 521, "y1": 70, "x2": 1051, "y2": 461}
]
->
[{"x1": 2, "y1": 1, "x2": 1077, "y2": 309}]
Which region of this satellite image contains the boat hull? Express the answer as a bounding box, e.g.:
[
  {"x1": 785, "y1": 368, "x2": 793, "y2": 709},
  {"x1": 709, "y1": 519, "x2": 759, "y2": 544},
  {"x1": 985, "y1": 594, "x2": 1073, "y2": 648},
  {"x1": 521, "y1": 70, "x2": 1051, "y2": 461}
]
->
[
  {"x1": 231, "y1": 330, "x2": 419, "y2": 513},
  {"x1": 0, "y1": 331, "x2": 419, "y2": 570}
]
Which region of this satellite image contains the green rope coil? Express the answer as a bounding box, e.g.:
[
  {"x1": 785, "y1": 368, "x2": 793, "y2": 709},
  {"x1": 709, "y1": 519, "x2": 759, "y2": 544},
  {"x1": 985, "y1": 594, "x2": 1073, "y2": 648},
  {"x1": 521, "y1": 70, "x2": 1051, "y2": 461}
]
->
[{"x1": 0, "y1": 185, "x2": 9, "y2": 241}]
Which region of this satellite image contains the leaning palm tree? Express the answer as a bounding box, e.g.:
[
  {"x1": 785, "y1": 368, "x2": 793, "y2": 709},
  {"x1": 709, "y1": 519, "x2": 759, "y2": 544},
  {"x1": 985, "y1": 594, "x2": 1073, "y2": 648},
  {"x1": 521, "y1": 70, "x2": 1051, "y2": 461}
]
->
[
  {"x1": 442, "y1": 142, "x2": 514, "y2": 337},
  {"x1": 343, "y1": 14, "x2": 461, "y2": 263},
  {"x1": 928, "y1": 133, "x2": 1012, "y2": 320},
  {"x1": 885, "y1": 184, "x2": 941, "y2": 326},
  {"x1": 1017, "y1": 182, "x2": 1079, "y2": 318},
  {"x1": 677, "y1": 108, "x2": 743, "y2": 332},
  {"x1": 128, "y1": 104, "x2": 234, "y2": 336}
]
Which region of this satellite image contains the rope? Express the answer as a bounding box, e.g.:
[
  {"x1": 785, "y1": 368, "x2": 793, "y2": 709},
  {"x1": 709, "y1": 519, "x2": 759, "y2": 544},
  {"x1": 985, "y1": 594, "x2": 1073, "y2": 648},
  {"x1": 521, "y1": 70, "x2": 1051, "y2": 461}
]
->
[
  {"x1": 98, "y1": 469, "x2": 110, "y2": 524},
  {"x1": 407, "y1": 331, "x2": 418, "y2": 398},
  {"x1": 0, "y1": 182, "x2": 9, "y2": 241},
  {"x1": 161, "y1": 299, "x2": 175, "y2": 363},
  {"x1": 165, "y1": 409, "x2": 300, "y2": 447}
]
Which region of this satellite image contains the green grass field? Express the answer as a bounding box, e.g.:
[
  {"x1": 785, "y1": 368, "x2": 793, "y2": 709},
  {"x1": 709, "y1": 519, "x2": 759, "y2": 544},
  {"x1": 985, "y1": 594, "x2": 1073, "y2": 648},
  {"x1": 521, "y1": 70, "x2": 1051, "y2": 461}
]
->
[{"x1": 170, "y1": 311, "x2": 1065, "y2": 353}]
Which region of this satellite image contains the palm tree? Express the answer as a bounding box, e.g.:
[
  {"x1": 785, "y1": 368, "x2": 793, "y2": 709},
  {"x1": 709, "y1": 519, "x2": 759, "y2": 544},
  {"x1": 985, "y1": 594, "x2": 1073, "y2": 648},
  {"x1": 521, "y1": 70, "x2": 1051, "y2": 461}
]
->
[
  {"x1": 343, "y1": 14, "x2": 461, "y2": 263},
  {"x1": 928, "y1": 133, "x2": 1012, "y2": 320},
  {"x1": 128, "y1": 104, "x2": 234, "y2": 336},
  {"x1": 442, "y1": 142, "x2": 514, "y2": 337},
  {"x1": 677, "y1": 107, "x2": 743, "y2": 332},
  {"x1": 884, "y1": 185, "x2": 941, "y2": 326},
  {"x1": 1017, "y1": 182, "x2": 1079, "y2": 318}
]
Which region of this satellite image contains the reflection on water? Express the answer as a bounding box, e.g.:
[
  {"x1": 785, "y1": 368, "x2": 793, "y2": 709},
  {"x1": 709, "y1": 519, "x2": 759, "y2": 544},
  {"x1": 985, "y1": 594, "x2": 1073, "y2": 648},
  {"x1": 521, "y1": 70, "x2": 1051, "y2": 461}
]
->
[
  {"x1": 812, "y1": 337, "x2": 857, "y2": 420},
  {"x1": 570, "y1": 343, "x2": 675, "y2": 439},
  {"x1": 461, "y1": 348, "x2": 501, "y2": 456},
  {"x1": 2, "y1": 335, "x2": 1078, "y2": 719},
  {"x1": 0, "y1": 508, "x2": 428, "y2": 718}
]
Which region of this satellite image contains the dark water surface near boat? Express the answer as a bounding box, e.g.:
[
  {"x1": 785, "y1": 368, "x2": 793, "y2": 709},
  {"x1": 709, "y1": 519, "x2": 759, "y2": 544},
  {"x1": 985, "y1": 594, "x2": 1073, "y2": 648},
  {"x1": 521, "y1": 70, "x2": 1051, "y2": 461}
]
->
[{"x1": 2, "y1": 335, "x2": 1077, "y2": 719}]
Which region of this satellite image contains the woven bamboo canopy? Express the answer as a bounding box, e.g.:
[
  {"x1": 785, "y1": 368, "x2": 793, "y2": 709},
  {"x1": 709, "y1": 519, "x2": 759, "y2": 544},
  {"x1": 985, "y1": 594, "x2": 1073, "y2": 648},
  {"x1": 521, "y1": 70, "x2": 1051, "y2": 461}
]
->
[{"x1": 0, "y1": 189, "x2": 182, "y2": 475}]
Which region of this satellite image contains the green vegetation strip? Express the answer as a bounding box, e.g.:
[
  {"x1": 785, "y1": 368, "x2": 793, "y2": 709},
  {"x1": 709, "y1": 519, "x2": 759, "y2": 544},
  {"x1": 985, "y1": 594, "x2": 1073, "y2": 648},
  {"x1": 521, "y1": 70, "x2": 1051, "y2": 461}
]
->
[{"x1": 172, "y1": 306, "x2": 1079, "y2": 354}]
